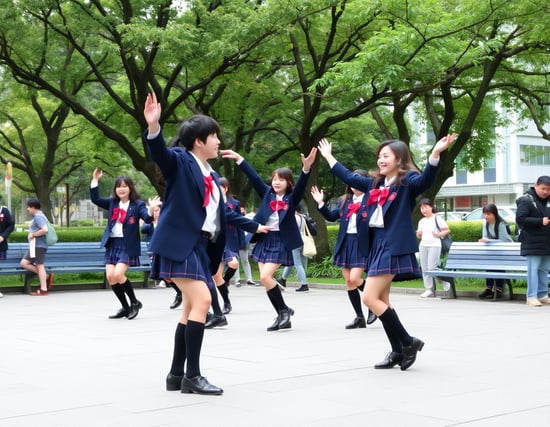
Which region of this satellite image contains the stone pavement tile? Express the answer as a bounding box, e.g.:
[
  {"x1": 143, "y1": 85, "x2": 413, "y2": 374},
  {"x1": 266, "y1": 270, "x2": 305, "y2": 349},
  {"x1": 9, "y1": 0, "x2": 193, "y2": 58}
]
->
[{"x1": 1, "y1": 286, "x2": 549, "y2": 427}]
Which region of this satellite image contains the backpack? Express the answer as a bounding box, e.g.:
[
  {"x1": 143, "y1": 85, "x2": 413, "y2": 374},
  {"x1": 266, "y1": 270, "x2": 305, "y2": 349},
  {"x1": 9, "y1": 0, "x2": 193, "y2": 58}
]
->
[{"x1": 45, "y1": 221, "x2": 58, "y2": 246}]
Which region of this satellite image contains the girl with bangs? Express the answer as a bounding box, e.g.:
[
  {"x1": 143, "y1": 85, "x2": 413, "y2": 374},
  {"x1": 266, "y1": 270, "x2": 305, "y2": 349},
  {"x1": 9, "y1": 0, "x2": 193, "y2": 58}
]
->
[
  {"x1": 310, "y1": 170, "x2": 377, "y2": 330},
  {"x1": 91, "y1": 169, "x2": 160, "y2": 320},
  {"x1": 221, "y1": 149, "x2": 317, "y2": 331},
  {"x1": 318, "y1": 133, "x2": 456, "y2": 371}
]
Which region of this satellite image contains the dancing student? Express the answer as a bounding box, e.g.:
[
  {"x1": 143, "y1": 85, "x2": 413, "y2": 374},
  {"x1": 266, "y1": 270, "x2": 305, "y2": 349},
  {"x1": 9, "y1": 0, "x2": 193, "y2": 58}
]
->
[
  {"x1": 233, "y1": 206, "x2": 259, "y2": 286},
  {"x1": 91, "y1": 168, "x2": 160, "y2": 319},
  {"x1": 221, "y1": 147, "x2": 317, "y2": 331},
  {"x1": 310, "y1": 172, "x2": 377, "y2": 329},
  {"x1": 143, "y1": 93, "x2": 268, "y2": 395},
  {"x1": 317, "y1": 133, "x2": 456, "y2": 370}
]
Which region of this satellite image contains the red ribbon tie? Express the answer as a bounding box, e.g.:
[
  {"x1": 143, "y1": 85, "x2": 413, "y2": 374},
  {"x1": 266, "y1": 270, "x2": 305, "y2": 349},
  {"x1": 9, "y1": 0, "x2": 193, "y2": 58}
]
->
[
  {"x1": 346, "y1": 202, "x2": 361, "y2": 218},
  {"x1": 111, "y1": 207, "x2": 126, "y2": 223},
  {"x1": 367, "y1": 187, "x2": 390, "y2": 206},
  {"x1": 202, "y1": 175, "x2": 214, "y2": 208},
  {"x1": 269, "y1": 200, "x2": 288, "y2": 212}
]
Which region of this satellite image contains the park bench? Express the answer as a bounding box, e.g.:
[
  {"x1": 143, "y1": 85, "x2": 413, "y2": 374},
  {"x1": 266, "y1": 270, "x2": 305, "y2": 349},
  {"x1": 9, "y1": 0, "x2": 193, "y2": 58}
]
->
[
  {"x1": 0, "y1": 242, "x2": 152, "y2": 293},
  {"x1": 424, "y1": 241, "x2": 529, "y2": 300}
]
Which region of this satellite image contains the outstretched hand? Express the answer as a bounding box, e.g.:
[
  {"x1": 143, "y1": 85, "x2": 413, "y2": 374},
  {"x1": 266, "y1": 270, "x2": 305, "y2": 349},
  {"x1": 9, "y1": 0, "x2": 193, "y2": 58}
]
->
[
  {"x1": 301, "y1": 147, "x2": 318, "y2": 172},
  {"x1": 144, "y1": 92, "x2": 161, "y2": 133},
  {"x1": 92, "y1": 168, "x2": 103, "y2": 180},
  {"x1": 147, "y1": 195, "x2": 162, "y2": 209},
  {"x1": 310, "y1": 185, "x2": 324, "y2": 204},
  {"x1": 220, "y1": 149, "x2": 244, "y2": 163},
  {"x1": 432, "y1": 133, "x2": 457, "y2": 157}
]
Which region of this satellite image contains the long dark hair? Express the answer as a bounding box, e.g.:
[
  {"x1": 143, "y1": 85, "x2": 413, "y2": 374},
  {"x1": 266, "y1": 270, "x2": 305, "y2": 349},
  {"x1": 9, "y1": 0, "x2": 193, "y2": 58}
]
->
[
  {"x1": 370, "y1": 140, "x2": 419, "y2": 188},
  {"x1": 112, "y1": 176, "x2": 140, "y2": 202},
  {"x1": 338, "y1": 169, "x2": 368, "y2": 216}
]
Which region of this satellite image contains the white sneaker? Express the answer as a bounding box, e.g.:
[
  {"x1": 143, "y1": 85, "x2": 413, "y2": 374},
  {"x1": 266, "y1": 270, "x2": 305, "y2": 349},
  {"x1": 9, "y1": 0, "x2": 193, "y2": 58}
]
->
[
  {"x1": 0, "y1": 291, "x2": 3, "y2": 298},
  {"x1": 442, "y1": 281, "x2": 451, "y2": 292},
  {"x1": 538, "y1": 296, "x2": 550, "y2": 305},
  {"x1": 420, "y1": 289, "x2": 434, "y2": 298},
  {"x1": 155, "y1": 280, "x2": 167, "y2": 288},
  {"x1": 527, "y1": 297, "x2": 543, "y2": 307}
]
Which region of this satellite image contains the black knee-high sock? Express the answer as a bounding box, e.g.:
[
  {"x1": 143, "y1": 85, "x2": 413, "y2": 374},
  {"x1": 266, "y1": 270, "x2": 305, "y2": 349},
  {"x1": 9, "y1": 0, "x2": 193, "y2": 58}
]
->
[
  {"x1": 122, "y1": 279, "x2": 137, "y2": 304},
  {"x1": 112, "y1": 284, "x2": 130, "y2": 310},
  {"x1": 223, "y1": 267, "x2": 237, "y2": 283},
  {"x1": 379, "y1": 307, "x2": 413, "y2": 348},
  {"x1": 357, "y1": 279, "x2": 366, "y2": 292},
  {"x1": 266, "y1": 285, "x2": 287, "y2": 312},
  {"x1": 218, "y1": 283, "x2": 230, "y2": 305},
  {"x1": 184, "y1": 319, "x2": 204, "y2": 379},
  {"x1": 169, "y1": 281, "x2": 182, "y2": 296},
  {"x1": 379, "y1": 309, "x2": 403, "y2": 353},
  {"x1": 347, "y1": 289, "x2": 364, "y2": 318},
  {"x1": 169, "y1": 322, "x2": 186, "y2": 376},
  {"x1": 209, "y1": 285, "x2": 223, "y2": 316}
]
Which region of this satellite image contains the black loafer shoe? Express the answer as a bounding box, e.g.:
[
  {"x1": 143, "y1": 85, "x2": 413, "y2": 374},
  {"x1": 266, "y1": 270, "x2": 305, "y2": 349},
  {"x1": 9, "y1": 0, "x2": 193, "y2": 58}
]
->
[
  {"x1": 166, "y1": 373, "x2": 183, "y2": 391},
  {"x1": 180, "y1": 375, "x2": 223, "y2": 395},
  {"x1": 375, "y1": 351, "x2": 403, "y2": 369},
  {"x1": 267, "y1": 315, "x2": 280, "y2": 331},
  {"x1": 204, "y1": 314, "x2": 228, "y2": 329},
  {"x1": 277, "y1": 308, "x2": 292, "y2": 330},
  {"x1": 127, "y1": 301, "x2": 141, "y2": 320},
  {"x1": 366, "y1": 310, "x2": 377, "y2": 325},
  {"x1": 345, "y1": 316, "x2": 366, "y2": 329},
  {"x1": 108, "y1": 308, "x2": 129, "y2": 319},
  {"x1": 400, "y1": 337, "x2": 424, "y2": 371},
  {"x1": 222, "y1": 302, "x2": 232, "y2": 315},
  {"x1": 170, "y1": 294, "x2": 182, "y2": 309}
]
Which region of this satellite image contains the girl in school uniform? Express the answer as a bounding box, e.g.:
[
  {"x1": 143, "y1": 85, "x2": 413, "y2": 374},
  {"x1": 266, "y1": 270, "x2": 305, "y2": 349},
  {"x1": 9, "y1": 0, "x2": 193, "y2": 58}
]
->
[
  {"x1": 91, "y1": 168, "x2": 160, "y2": 320},
  {"x1": 310, "y1": 171, "x2": 377, "y2": 330},
  {"x1": 317, "y1": 133, "x2": 456, "y2": 371},
  {"x1": 221, "y1": 147, "x2": 317, "y2": 331},
  {"x1": 143, "y1": 93, "x2": 267, "y2": 395}
]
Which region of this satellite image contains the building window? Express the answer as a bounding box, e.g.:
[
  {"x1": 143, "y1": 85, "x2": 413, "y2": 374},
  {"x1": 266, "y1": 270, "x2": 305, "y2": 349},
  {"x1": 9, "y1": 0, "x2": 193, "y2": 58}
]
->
[
  {"x1": 520, "y1": 145, "x2": 550, "y2": 165},
  {"x1": 456, "y1": 169, "x2": 467, "y2": 184}
]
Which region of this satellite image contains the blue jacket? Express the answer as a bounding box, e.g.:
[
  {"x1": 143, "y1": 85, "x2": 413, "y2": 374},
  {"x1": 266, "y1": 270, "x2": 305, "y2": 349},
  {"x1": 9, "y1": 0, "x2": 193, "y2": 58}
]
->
[
  {"x1": 330, "y1": 160, "x2": 439, "y2": 256},
  {"x1": 318, "y1": 193, "x2": 370, "y2": 257},
  {"x1": 145, "y1": 132, "x2": 259, "y2": 274},
  {"x1": 90, "y1": 187, "x2": 152, "y2": 257},
  {"x1": 238, "y1": 159, "x2": 311, "y2": 251}
]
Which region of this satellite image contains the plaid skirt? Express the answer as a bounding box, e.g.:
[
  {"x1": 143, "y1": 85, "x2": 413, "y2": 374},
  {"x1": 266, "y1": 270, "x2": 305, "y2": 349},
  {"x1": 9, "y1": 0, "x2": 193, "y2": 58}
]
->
[
  {"x1": 104, "y1": 238, "x2": 140, "y2": 267},
  {"x1": 150, "y1": 234, "x2": 214, "y2": 289},
  {"x1": 222, "y1": 248, "x2": 239, "y2": 263},
  {"x1": 251, "y1": 231, "x2": 293, "y2": 266},
  {"x1": 367, "y1": 228, "x2": 420, "y2": 279},
  {"x1": 333, "y1": 234, "x2": 368, "y2": 269}
]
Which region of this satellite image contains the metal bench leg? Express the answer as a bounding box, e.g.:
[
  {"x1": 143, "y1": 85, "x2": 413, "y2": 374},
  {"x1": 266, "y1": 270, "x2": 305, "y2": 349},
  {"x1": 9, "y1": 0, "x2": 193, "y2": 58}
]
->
[
  {"x1": 437, "y1": 276, "x2": 456, "y2": 299},
  {"x1": 506, "y1": 279, "x2": 513, "y2": 300}
]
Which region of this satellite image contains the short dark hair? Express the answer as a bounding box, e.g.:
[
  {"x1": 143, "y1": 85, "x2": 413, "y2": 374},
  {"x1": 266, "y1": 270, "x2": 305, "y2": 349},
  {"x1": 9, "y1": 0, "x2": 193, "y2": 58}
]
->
[
  {"x1": 27, "y1": 197, "x2": 41, "y2": 209},
  {"x1": 172, "y1": 114, "x2": 220, "y2": 151},
  {"x1": 419, "y1": 198, "x2": 435, "y2": 213},
  {"x1": 536, "y1": 176, "x2": 550, "y2": 186}
]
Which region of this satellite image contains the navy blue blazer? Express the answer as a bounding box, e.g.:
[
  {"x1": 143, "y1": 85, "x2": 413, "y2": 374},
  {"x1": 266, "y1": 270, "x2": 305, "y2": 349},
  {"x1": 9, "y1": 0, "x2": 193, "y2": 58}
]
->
[
  {"x1": 145, "y1": 132, "x2": 259, "y2": 274},
  {"x1": 238, "y1": 159, "x2": 311, "y2": 251},
  {"x1": 225, "y1": 197, "x2": 242, "y2": 253},
  {"x1": 330, "y1": 160, "x2": 439, "y2": 256},
  {"x1": 318, "y1": 194, "x2": 370, "y2": 258},
  {"x1": 0, "y1": 205, "x2": 15, "y2": 252},
  {"x1": 90, "y1": 187, "x2": 153, "y2": 257}
]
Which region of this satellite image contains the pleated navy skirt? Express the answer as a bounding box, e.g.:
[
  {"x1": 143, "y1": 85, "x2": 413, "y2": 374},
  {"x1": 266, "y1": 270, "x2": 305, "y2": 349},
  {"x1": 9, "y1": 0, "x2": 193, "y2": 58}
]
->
[
  {"x1": 251, "y1": 231, "x2": 294, "y2": 266},
  {"x1": 104, "y1": 237, "x2": 140, "y2": 267},
  {"x1": 150, "y1": 234, "x2": 214, "y2": 288},
  {"x1": 366, "y1": 228, "x2": 420, "y2": 279},
  {"x1": 333, "y1": 233, "x2": 368, "y2": 269}
]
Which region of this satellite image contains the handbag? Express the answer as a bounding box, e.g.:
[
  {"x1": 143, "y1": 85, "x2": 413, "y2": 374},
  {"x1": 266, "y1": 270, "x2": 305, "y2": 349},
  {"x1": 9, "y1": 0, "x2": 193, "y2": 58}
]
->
[
  {"x1": 301, "y1": 216, "x2": 317, "y2": 258},
  {"x1": 46, "y1": 221, "x2": 58, "y2": 246},
  {"x1": 434, "y1": 216, "x2": 451, "y2": 255}
]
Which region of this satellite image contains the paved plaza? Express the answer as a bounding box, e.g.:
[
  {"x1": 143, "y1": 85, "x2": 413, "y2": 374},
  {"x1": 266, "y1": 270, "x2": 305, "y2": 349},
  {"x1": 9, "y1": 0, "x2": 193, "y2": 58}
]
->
[{"x1": 1, "y1": 283, "x2": 549, "y2": 427}]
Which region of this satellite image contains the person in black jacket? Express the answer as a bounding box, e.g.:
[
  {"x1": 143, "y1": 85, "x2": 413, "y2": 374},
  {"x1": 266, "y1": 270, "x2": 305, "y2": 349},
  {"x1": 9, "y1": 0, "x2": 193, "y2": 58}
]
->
[
  {"x1": 515, "y1": 176, "x2": 550, "y2": 307},
  {"x1": 0, "y1": 195, "x2": 15, "y2": 261}
]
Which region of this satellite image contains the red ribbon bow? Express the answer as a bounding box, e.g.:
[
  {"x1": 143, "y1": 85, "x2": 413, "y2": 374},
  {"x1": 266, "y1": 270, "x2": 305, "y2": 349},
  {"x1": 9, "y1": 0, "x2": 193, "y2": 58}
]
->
[
  {"x1": 368, "y1": 187, "x2": 390, "y2": 206},
  {"x1": 202, "y1": 175, "x2": 214, "y2": 208},
  {"x1": 270, "y1": 200, "x2": 288, "y2": 212},
  {"x1": 111, "y1": 207, "x2": 126, "y2": 223},
  {"x1": 346, "y1": 202, "x2": 361, "y2": 218}
]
